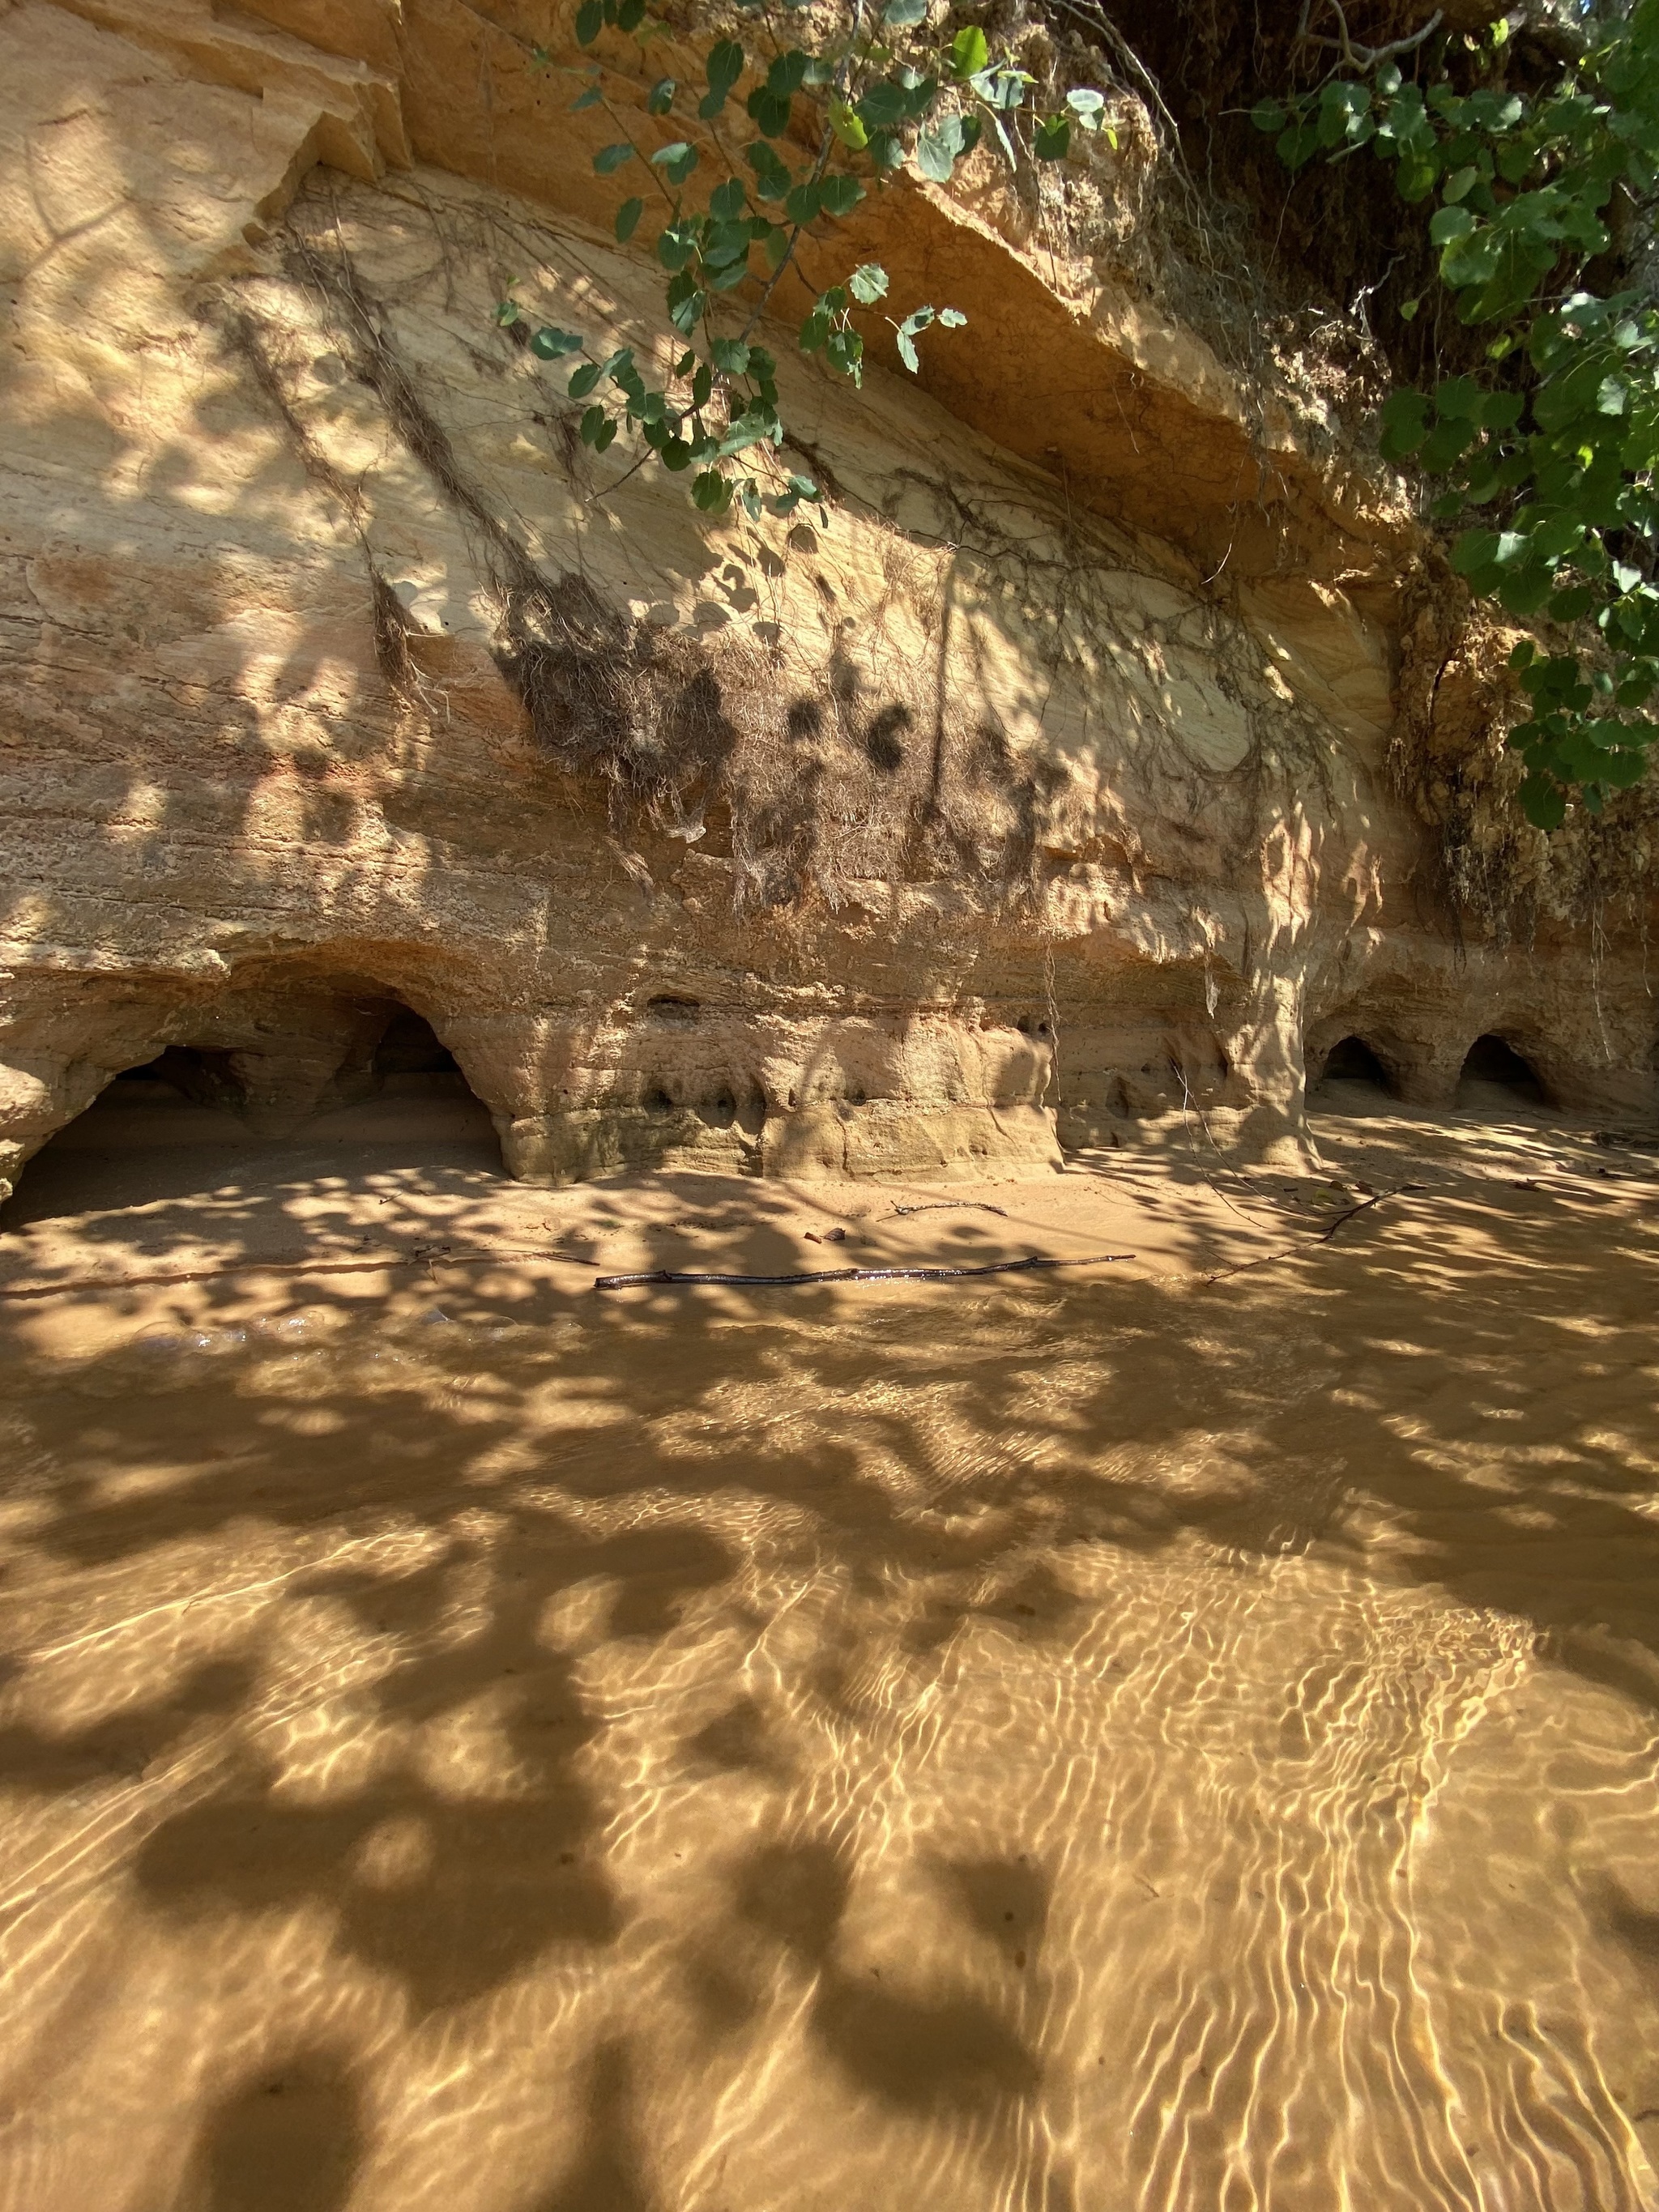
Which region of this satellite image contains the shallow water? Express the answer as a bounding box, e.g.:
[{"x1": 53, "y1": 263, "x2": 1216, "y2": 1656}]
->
[{"x1": 1, "y1": 1130, "x2": 1657, "y2": 2211}]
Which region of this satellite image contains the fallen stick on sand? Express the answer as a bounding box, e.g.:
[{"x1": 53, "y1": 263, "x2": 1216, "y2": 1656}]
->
[
  {"x1": 1200, "y1": 1183, "x2": 1431, "y2": 1285},
  {"x1": 889, "y1": 1200, "x2": 1009, "y2": 1218},
  {"x1": 594, "y1": 1252, "x2": 1134, "y2": 1290}
]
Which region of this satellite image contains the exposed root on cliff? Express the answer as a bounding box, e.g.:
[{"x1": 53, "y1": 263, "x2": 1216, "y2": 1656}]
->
[{"x1": 253, "y1": 185, "x2": 1260, "y2": 920}]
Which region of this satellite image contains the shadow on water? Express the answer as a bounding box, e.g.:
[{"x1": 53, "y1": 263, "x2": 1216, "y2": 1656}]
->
[
  {"x1": 0, "y1": 1147, "x2": 1655, "y2": 2205},
  {"x1": 525, "y1": 2042, "x2": 659, "y2": 2212},
  {"x1": 186, "y1": 2050, "x2": 364, "y2": 2212}
]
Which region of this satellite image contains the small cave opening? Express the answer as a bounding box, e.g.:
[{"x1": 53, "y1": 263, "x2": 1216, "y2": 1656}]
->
[
  {"x1": 371, "y1": 1009, "x2": 460, "y2": 1078},
  {"x1": 107, "y1": 1046, "x2": 248, "y2": 1115},
  {"x1": 6, "y1": 1002, "x2": 501, "y2": 1230},
  {"x1": 1316, "y1": 1036, "x2": 1392, "y2": 1094},
  {"x1": 1458, "y1": 1034, "x2": 1546, "y2": 1105},
  {"x1": 352, "y1": 1007, "x2": 497, "y2": 1152}
]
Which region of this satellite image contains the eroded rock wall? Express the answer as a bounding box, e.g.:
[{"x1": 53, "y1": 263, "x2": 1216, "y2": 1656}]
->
[{"x1": 1, "y1": 0, "x2": 1654, "y2": 1201}]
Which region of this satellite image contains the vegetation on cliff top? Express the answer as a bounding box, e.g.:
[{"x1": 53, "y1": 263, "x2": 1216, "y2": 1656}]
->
[
  {"x1": 1260, "y1": 0, "x2": 1659, "y2": 828},
  {"x1": 501, "y1": 0, "x2": 1658, "y2": 833}
]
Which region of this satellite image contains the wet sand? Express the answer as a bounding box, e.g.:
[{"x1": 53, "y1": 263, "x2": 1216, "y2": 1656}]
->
[{"x1": 1, "y1": 1081, "x2": 1657, "y2": 2210}]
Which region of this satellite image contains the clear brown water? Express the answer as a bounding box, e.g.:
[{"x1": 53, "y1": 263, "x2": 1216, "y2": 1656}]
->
[{"x1": 1, "y1": 1108, "x2": 1657, "y2": 2211}]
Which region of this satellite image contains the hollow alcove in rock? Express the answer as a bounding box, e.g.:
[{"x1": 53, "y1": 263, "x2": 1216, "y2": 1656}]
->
[
  {"x1": 372, "y1": 1009, "x2": 462, "y2": 1078},
  {"x1": 5, "y1": 1003, "x2": 502, "y2": 1230},
  {"x1": 1314, "y1": 1036, "x2": 1392, "y2": 1097},
  {"x1": 1457, "y1": 1034, "x2": 1547, "y2": 1108}
]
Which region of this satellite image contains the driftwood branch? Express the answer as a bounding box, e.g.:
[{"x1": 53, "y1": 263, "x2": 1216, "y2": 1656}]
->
[{"x1": 594, "y1": 1252, "x2": 1132, "y2": 1290}]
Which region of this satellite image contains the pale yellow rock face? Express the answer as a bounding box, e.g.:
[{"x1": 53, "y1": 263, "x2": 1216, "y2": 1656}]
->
[{"x1": 0, "y1": 0, "x2": 1653, "y2": 1200}]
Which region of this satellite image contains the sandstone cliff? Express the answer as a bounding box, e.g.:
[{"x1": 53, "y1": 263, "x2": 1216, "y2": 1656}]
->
[{"x1": 2, "y1": 0, "x2": 1653, "y2": 1204}]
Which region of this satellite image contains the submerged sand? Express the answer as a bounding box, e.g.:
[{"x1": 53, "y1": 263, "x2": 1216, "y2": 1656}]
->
[{"x1": 0, "y1": 1082, "x2": 1657, "y2": 2211}]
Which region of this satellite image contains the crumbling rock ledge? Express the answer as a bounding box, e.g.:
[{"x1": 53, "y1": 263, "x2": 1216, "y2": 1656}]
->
[{"x1": 0, "y1": 0, "x2": 1653, "y2": 1206}]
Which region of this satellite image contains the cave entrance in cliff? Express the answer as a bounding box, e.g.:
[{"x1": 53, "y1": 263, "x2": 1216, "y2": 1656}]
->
[
  {"x1": 1457, "y1": 1034, "x2": 1546, "y2": 1107},
  {"x1": 354, "y1": 1008, "x2": 502, "y2": 1166},
  {"x1": 6, "y1": 1006, "x2": 502, "y2": 1231},
  {"x1": 1314, "y1": 1036, "x2": 1392, "y2": 1099}
]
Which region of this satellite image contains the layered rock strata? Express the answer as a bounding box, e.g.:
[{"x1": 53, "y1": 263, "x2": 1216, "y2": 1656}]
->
[{"x1": 1, "y1": 0, "x2": 1653, "y2": 1203}]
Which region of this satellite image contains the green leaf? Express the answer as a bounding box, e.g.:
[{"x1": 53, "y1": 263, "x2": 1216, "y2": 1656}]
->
[
  {"x1": 1419, "y1": 417, "x2": 1476, "y2": 472},
  {"x1": 1434, "y1": 375, "x2": 1482, "y2": 419},
  {"x1": 656, "y1": 223, "x2": 697, "y2": 273},
  {"x1": 1518, "y1": 774, "x2": 1567, "y2": 829},
  {"x1": 1497, "y1": 566, "x2": 1554, "y2": 615},
  {"x1": 748, "y1": 86, "x2": 791, "y2": 135},
  {"x1": 817, "y1": 174, "x2": 866, "y2": 217},
  {"x1": 703, "y1": 219, "x2": 753, "y2": 269},
  {"x1": 594, "y1": 143, "x2": 635, "y2": 175},
  {"x1": 570, "y1": 84, "x2": 603, "y2": 112},
  {"x1": 711, "y1": 337, "x2": 751, "y2": 374},
  {"x1": 701, "y1": 38, "x2": 744, "y2": 118},
  {"x1": 1252, "y1": 98, "x2": 1287, "y2": 134},
  {"x1": 1034, "y1": 115, "x2": 1070, "y2": 161},
  {"x1": 568, "y1": 361, "x2": 603, "y2": 398},
  {"x1": 951, "y1": 26, "x2": 989, "y2": 80},
  {"x1": 614, "y1": 196, "x2": 644, "y2": 243},
  {"x1": 826, "y1": 327, "x2": 864, "y2": 382},
  {"x1": 667, "y1": 279, "x2": 706, "y2": 335},
  {"x1": 1442, "y1": 164, "x2": 1480, "y2": 203},
  {"x1": 1068, "y1": 88, "x2": 1107, "y2": 125},
  {"x1": 745, "y1": 140, "x2": 791, "y2": 201},
  {"x1": 693, "y1": 468, "x2": 731, "y2": 513},
  {"x1": 580, "y1": 403, "x2": 609, "y2": 445},
  {"x1": 710, "y1": 177, "x2": 747, "y2": 220},
  {"x1": 858, "y1": 79, "x2": 911, "y2": 130},
  {"x1": 916, "y1": 111, "x2": 966, "y2": 183},
  {"x1": 1377, "y1": 387, "x2": 1431, "y2": 460},
  {"x1": 830, "y1": 100, "x2": 868, "y2": 150},
  {"x1": 530, "y1": 326, "x2": 584, "y2": 360},
  {"x1": 849, "y1": 262, "x2": 889, "y2": 305},
  {"x1": 1430, "y1": 204, "x2": 1475, "y2": 245},
  {"x1": 1451, "y1": 528, "x2": 1501, "y2": 576},
  {"x1": 937, "y1": 306, "x2": 966, "y2": 326},
  {"x1": 783, "y1": 180, "x2": 823, "y2": 227},
  {"x1": 575, "y1": 0, "x2": 603, "y2": 44},
  {"x1": 652, "y1": 141, "x2": 698, "y2": 185}
]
